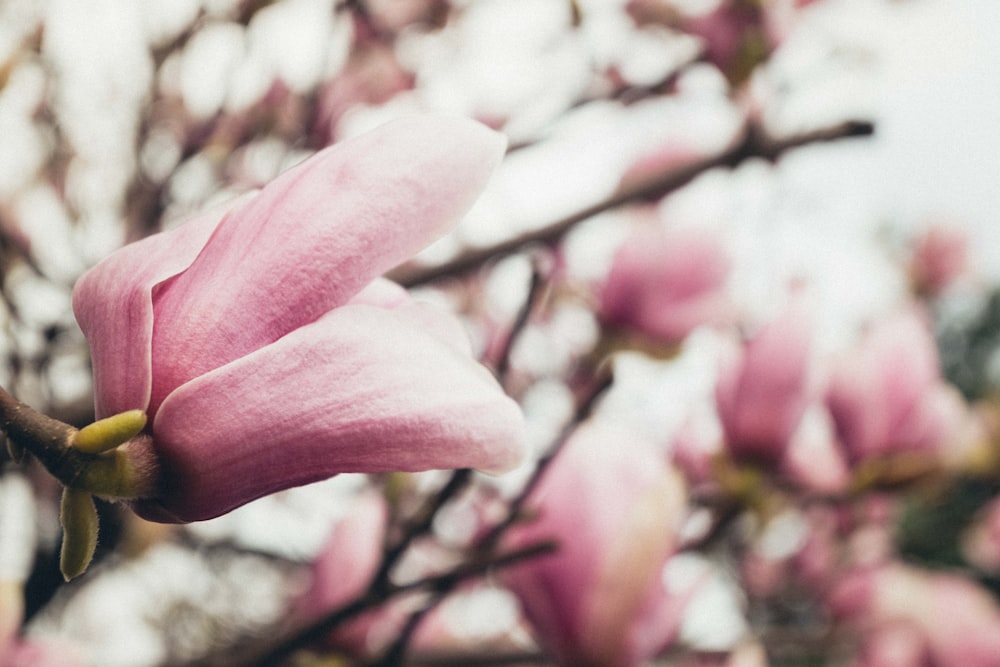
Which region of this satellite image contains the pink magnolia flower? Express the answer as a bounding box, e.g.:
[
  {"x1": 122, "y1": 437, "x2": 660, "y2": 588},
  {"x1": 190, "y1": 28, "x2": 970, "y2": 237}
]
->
[
  {"x1": 502, "y1": 421, "x2": 688, "y2": 667},
  {"x1": 72, "y1": 115, "x2": 527, "y2": 522},
  {"x1": 715, "y1": 303, "x2": 814, "y2": 466},
  {"x1": 829, "y1": 563, "x2": 1000, "y2": 666},
  {"x1": 789, "y1": 505, "x2": 841, "y2": 592},
  {"x1": 295, "y1": 490, "x2": 388, "y2": 656},
  {"x1": 312, "y1": 40, "x2": 414, "y2": 146},
  {"x1": 617, "y1": 144, "x2": 703, "y2": 195},
  {"x1": 907, "y1": 224, "x2": 968, "y2": 298},
  {"x1": 780, "y1": 407, "x2": 850, "y2": 493},
  {"x1": 825, "y1": 309, "x2": 959, "y2": 466},
  {"x1": 627, "y1": 0, "x2": 815, "y2": 86},
  {"x1": 1, "y1": 640, "x2": 84, "y2": 667},
  {"x1": 3, "y1": 582, "x2": 81, "y2": 666},
  {"x1": 962, "y1": 495, "x2": 1000, "y2": 575},
  {"x1": 670, "y1": 410, "x2": 724, "y2": 488},
  {"x1": 853, "y1": 620, "x2": 929, "y2": 667},
  {"x1": 598, "y1": 224, "x2": 732, "y2": 346},
  {"x1": 681, "y1": 1, "x2": 764, "y2": 80},
  {"x1": 3, "y1": 580, "x2": 80, "y2": 667}
]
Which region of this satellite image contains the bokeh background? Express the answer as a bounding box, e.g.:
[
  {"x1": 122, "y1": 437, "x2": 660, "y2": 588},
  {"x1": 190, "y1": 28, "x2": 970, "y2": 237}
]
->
[{"x1": 2, "y1": 0, "x2": 1000, "y2": 665}]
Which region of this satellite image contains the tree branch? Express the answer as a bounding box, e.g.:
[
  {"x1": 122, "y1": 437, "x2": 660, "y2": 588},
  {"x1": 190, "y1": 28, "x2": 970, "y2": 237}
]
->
[{"x1": 389, "y1": 119, "x2": 874, "y2": 287}]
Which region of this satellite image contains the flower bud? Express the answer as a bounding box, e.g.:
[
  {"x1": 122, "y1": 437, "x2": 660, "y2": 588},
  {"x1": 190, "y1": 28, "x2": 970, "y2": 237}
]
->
[
  {"x1": 598, "y1": 224, "x2": 732, "y2": 348},
  {"x1": 715, "y1": 302, "x2": 814, "y2": 466},
  {"x1": 502, "y1": 421, "x2": 688, "y2": 667}
]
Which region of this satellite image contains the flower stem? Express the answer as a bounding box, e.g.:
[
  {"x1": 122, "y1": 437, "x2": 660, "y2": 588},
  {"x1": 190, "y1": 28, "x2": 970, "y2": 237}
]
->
[
  {"x1": 0, "y1": 386, "x2": 78, "y2": 483},
  {"x1": 0, "y1": 386, "x2": 155, "y2": 499}
]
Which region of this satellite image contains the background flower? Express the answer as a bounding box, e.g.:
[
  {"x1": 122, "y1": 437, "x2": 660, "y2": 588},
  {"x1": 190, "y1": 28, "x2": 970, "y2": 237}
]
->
[
  {"x1": 715, "y1": 301, "x2": 815, "y2": 466},
  {"x1": 502, "y1": 421, "x2": 688, "y2": 667},
  {"x1": 598, "y1": 223, "x2": 733, "y2": 347}
]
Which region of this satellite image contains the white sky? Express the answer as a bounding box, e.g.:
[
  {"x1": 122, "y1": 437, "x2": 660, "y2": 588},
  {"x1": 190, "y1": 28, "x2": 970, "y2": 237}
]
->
[
  {"x1": 883, "y1": 0, "x2": 1000, "y2": 267},
  {"x1": 808, "y1": 0, "x2": 1000, "y2": 279}
]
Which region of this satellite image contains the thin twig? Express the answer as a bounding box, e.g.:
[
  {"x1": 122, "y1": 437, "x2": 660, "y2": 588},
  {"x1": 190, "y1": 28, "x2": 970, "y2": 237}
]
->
[
  {"x1": 374, "y1": 468, "x2": 473, "y2": 592},
  {"x1": 476, "y1": 368, "x2": 614, "y2": 551},
  {"x1": 389, "y1": 119, "x2": 874, "y2": 287},
  {"x1": 370, "y1": 589, "x2": 447, "y2": 667},
  {"x1": 495, "y1": 255, "x2": 550, "y2": 383},
  {"x1": 253, "y1": 541, "x2": 556, "y2": 667}
]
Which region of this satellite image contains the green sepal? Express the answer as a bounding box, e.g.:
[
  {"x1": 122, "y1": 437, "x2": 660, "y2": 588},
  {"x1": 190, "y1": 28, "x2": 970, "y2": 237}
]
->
[
  {"x1": 59, "y1": 487, "x2": 99, "y2": 581},
  {"x1": 72, "y1": 410, "x2": 147, "y2": 454}
]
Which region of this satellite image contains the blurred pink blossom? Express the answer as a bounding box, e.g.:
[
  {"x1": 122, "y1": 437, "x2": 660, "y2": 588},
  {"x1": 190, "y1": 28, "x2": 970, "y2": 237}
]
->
[
  {"x1": 295, "y1": 490, "x2": 389, "y2": 656},
  {"x1": 627, "y1": 0, "x2": 815, "y2": 84},
  {"x1": 617, "y1": 144, "x2": 704, "y2": 194},
  {"x1": 502, "y1": 421, "x2": 688, "y2": 667},
  {"x1": 715, "y1": 302, "x2": 815, "y2": 465},
  {"x1": 681, "y1": 1, "x2": 765, "y2": 81},
  {"x1": 780, "y1": 407, "x2": 851, "y2": 493},
  {"x1": 598, "y1": 224, "x2": 732, "y2": 346},
  {"x1": 829, "y1": 563, "x2": 1000, "y2": 666},
  {"x1": 853, "y1": 619, "x2": 929, "y2": 667},
  {"x1": 790, "y1": 505, "x2": 841, "y2": 592},
  {"x1": 825, "y1": 309, "x2": 961, "y2": 466},
  {"x1": 907, "y1": 224, "x2": 969, "y2": 298},
  {"x1": 73, "y1": 115, "x2": 527, "y2": 522},
  {"x1": 671, "y1": 411, "x2": 723, "y2": 488},
  {"x1": 2, "y1": 581, "x2": 81, "y2": 667},
  {"x1": 313, "y1": 40, "x2": 414, "y2": 145},
  {"x1": 1, "y1": 640, "x2": 83, "y2": 667},
  {"x1": 0, "y1": 581, "x2": 90, "y2": 667},
  {"x1": 962, "y1": 495, "x2": 1000, "y2": 575}
]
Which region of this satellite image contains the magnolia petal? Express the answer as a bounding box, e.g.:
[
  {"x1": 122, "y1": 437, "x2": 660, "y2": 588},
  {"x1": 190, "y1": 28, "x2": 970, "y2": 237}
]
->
[
  {"x1": 297, "y1": 490, "x2": 388, "y2": 620},
  {"x1": 297, "y1": 490, "x2": 393, "y2": 655},
  {"x1": 867, "y1": 311, "x2": 940, "y2": 444},
  {"x1": 716, "y1": 303, "x2": 813, "y2": 464},
  {"x1": 502, "y1": 422, "x2": 684, "y2": 667},
  {"x1": 71, "y1": 196, "x2": 251, "y2": 418},
  {"x1": 149, "y1": 115, "x2": 507, "y2": 411},
  {"x1": 586, "y1": 468, "x2": 687, "y2": 665},
  {"x1": 348, "y1": 278, "x2": 410, "y2": 309},
  {"x1": 826, "y1": 309, "x2": 943, "y2": 462},
  {"x1": 392, "y1": 300, "x2": 475, "y2": 357},
  {"x1": 350, "y1": 279, "x2": 473, "y2": 355},
  {"x1": 599, "y1": 225, "x2": 732, "y2": 344},
  {"x1": 137, "y1": 304, "x2": 525, "y2": 522}
]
